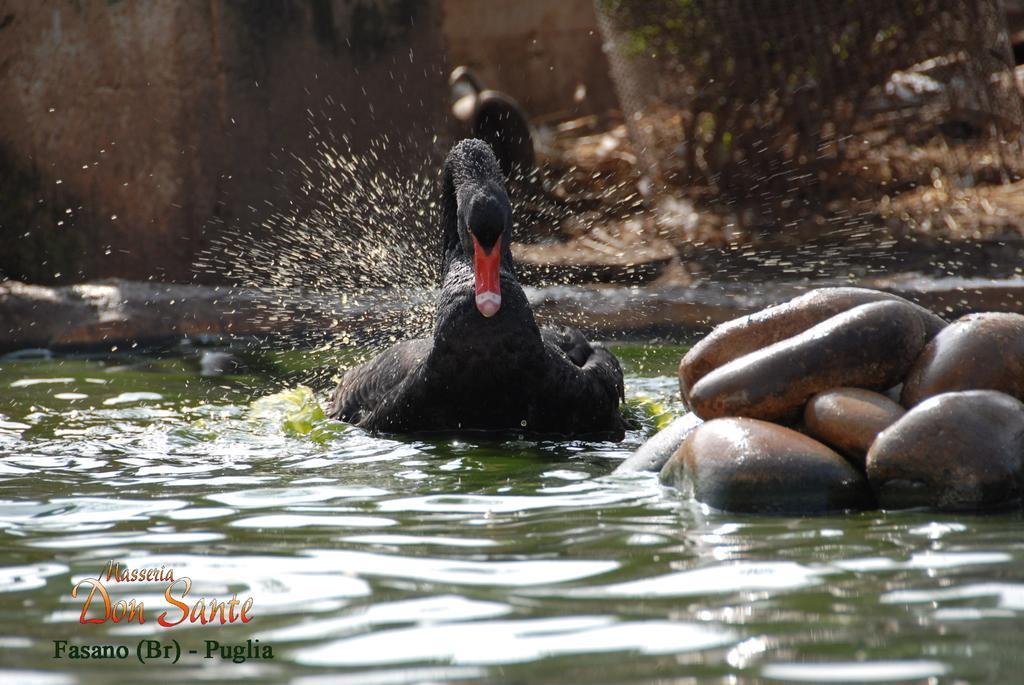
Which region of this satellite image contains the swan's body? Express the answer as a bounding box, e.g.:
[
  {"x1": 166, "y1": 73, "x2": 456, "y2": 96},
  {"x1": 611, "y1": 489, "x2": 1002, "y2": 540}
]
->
[{"x1": 328, "y1": 139, "x2": 625, "y2": 439}]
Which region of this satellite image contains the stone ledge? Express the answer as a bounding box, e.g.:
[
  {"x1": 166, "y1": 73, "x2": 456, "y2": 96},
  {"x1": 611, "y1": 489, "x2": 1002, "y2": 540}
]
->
[{"x1": 3, "y1": 276, "x2": 1024, "y2": 352}]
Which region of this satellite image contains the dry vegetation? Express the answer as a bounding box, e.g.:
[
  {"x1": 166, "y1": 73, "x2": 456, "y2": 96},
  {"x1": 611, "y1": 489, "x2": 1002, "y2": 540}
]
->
[
  {"x1": 518, "y1": 1, "x2": 1024, "y2": 282},
  {"x1": 527, "y1": 95, "x2": 1024, "y2": 283}
]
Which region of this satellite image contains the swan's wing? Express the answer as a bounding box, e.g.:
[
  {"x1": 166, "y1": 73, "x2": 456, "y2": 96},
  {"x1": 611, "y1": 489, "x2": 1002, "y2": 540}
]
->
[
  {"x1": 328, "y1": 339, "x2": 431, "y2": 424},
  {"x1": 539, "y1": 329, "x2": 626, "y2": 437},
  {"x1": 541, "y1": 325, "x2": 593, "y2": 368}
]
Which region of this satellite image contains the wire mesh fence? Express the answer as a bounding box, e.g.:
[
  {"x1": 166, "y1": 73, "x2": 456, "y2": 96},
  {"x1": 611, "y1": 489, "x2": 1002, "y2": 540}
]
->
[{"x1": 595, "y1": 0, "x2": 1024, "y2": 250}]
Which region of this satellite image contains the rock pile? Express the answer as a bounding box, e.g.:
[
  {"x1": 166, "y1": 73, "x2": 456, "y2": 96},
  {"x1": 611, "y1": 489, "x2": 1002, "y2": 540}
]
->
[{"x1": 641, "y1": 288, "x2": 1024, "y2": 514}]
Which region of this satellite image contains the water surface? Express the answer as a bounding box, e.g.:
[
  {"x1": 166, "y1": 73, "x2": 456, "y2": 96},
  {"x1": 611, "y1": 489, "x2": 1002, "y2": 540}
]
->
[{"x1": 0, "y1": 347, "x2": 1022, "y2": 684}]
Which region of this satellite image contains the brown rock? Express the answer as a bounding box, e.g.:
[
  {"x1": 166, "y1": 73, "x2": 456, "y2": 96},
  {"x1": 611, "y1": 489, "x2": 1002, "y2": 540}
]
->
[
  {"x1": 804, "y1": 388, "x2": 905, "y2": 468},
  {"x1": 901, "y1": 312, "x2": 1024, "y2": 407},
  {"x1": 660, "y1": 418, "x2": 872, "y2": 513},
  {"x1": 866, "y1": 390, "x2": 1024, "y2": 511},
  {"x1": 614, "y1": 413, "x2": 702, "y2": 473},
  {"x1": 679, "y1": 287, "x2": 946, "y2": 404},
  {"x1": 689, "y1": 301, "x2": 928, "y2": 422}
]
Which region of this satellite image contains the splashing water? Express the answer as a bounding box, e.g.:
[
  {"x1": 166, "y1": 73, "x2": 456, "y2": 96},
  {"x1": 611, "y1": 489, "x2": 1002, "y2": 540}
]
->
[
  {"x1": 192, "y1": 116, "x2": 636, "y2": 390},
  {"x1": 196, "y1": 130, "x2": 447, "y2": 387}
]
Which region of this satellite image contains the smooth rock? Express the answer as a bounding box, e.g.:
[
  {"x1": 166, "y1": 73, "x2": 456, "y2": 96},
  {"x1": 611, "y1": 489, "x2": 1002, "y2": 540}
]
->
[
  {"x1": 0, "y1": 348, "x2": 54, "y2": 361},
  {"x1": 901, "y1": 312, "x2": 1024, "y2": 407},
  {"x1": 199, "y1": 351, "x2": 247, "y2": 377},
  {"x1": 689, "y1": 301, "x2": 928, "y2": 422},
  {"x1": 679, "y1": 287, "x2": 946, "y2": 403},
  {"x1": 614, "y1": 413, "x2": 703, "y2": 473},
  {"x1": 804, "y1": 388, "x2": 905, "y2": 468},
  {"x1": 866, "y1": 390, "x2": 1024, "y2": 511},
  {"x1": 660, "y1": 417, "x2": 872, "y2": 514}
]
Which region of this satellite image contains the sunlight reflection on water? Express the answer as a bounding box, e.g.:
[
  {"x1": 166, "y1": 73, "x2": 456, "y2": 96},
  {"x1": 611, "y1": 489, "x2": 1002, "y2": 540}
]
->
[{"x1": 0, "y1": 357, "x2": 1021, "y2": 683}]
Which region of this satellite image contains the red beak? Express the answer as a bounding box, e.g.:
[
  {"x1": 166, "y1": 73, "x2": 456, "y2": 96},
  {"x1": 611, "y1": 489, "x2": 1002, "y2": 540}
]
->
[{"x1": 472, "y1": 235, "x2": 502, "y2": 317}]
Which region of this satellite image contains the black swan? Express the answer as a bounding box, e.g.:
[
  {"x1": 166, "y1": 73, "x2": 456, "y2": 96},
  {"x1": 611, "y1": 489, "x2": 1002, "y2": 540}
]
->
[
  {"x1": 328, "y1": 139, "x2": 626, "y2": 440},
  {"x1": 449, "y1": 66, "x2": 536, "y2": 179}
]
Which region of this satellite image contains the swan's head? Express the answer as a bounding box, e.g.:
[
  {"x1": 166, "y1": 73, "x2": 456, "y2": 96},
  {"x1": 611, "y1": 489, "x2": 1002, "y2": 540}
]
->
[
  {"x1": 449, "y1": 66, "x2": 482, "y2": 122},
  {"x1": 457, "y1": 181, "x2": 511, "y2": 318},
  {"x1": 445, "y1": 139, "x2": 512, "y2": 319}
]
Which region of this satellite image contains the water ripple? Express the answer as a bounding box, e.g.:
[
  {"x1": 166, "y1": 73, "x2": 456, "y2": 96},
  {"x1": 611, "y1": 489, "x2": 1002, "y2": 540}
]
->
[
  {"x1": 1, "y1": 358, "x2": 1022, "y2": 682},
  {"x1": 210, "y1": 486, "x2": 388, "y2": 509},
  {"x1": 761, "y1": 660, "x2": 949, "y2": 682},
  {"x1": 294, "y1": 616, "x2": 736, "y2": 666},
  {"x1": 258, "y1": 595, "x2": 512, "y2": 642},
  {"x1": 311, "y1": 549, "x2": 618, "y2": 587},
  {"x1": 572, "y1": 561, "x2": 827, "y2": 598}
]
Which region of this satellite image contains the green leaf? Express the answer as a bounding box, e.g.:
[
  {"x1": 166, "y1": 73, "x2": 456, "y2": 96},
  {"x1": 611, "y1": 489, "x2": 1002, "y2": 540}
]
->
[
  {"x1": 626, "y1": 395, "x2": 675, "y2": 433},
  {"x1": 249, "y1": 385, "x2": 327, "y2": 436}
]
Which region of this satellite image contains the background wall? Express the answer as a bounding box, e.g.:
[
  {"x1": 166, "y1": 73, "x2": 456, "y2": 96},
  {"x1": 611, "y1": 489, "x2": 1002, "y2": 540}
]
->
[
  {"x1": 441, "y1": 0, "x2": 617, "y2": 118},
  {"x1": 0, "y1": 0, "x2": 449, "y2": 284}
]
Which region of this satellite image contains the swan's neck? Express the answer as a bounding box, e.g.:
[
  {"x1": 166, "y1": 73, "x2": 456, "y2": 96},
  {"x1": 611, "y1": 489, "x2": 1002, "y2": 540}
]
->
[
  {"x1": 436, "y1": 142, "x2": 531, "y2": 351},
  {"x1": 440, "y1": 169, "x2": 462, "y2": 276},
  {"x1": 431, "y1": 259, "x2": 541, "y2": 358}
]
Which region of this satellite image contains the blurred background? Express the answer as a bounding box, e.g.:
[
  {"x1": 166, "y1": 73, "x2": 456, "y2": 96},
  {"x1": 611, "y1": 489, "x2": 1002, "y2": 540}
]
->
[
  {"x1": 2, "y1": 0, "x2": 1024, "y2": 288},
  {"x1": 7, "y1": 8, "x2": 1024, "y2": 685}
]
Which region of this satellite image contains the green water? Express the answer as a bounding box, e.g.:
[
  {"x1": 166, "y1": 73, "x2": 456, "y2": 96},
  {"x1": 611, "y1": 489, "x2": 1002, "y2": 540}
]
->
[{"x1": 0, "y1": 346, "x2": 1022, "y2": 684}]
